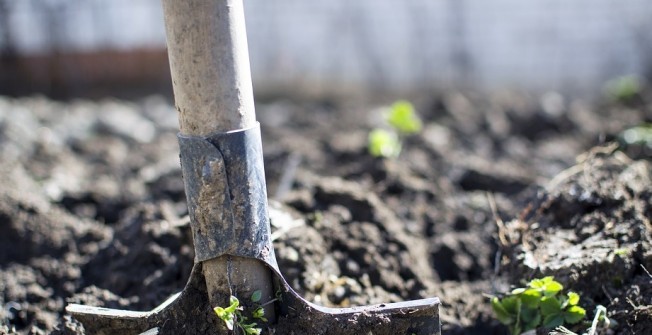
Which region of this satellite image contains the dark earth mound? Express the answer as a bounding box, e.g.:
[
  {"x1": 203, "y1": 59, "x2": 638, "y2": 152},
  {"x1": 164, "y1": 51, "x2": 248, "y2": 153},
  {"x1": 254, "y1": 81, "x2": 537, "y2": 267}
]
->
[{"x1": 0, "y1": 91, "x2": 650, "y2": 334}]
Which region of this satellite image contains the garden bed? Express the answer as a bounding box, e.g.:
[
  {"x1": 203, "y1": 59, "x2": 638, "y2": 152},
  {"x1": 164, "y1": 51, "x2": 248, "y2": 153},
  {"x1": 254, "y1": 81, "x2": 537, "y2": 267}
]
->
[{"x1": 0, "y1": 91, "x2": 649, "y2": 334}]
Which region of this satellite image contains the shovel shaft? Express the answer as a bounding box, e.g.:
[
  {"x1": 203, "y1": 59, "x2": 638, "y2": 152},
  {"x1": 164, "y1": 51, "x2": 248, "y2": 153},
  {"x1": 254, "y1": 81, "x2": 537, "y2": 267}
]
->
[
  {"x1": 162, "y1": 0, "x2": 255, "y2": 135},
  {"x1": 162, "y1": 0, "x2": 275, "y2": 325}
]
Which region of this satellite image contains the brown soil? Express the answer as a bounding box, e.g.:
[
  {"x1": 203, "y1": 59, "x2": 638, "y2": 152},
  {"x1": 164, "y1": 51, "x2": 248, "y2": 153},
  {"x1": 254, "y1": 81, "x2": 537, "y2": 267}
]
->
[{"x1": 0, "y1": 91, "x2": 650, "y2": 334}]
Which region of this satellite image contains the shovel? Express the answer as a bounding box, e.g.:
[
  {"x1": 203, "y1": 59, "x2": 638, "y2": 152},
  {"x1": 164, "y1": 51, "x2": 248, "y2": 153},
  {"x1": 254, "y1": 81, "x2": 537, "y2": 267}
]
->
[{"x1": 66, "y1": 1, "x2": 440, "y2": 334}]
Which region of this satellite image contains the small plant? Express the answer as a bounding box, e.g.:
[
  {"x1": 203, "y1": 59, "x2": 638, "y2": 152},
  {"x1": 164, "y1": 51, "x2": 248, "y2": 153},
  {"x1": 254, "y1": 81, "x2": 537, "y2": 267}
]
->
[
  {"x1": 604, "y1": 75, "x2": 643, "y2": 103},
  {"x1": 386, "y1": 100, "x2": 423, "y2": 134},
  {"x1": 618, "y1": 124, "x2": 652, "y2": 149},
  {"x1": 555, "y1": 305, "x2": 611, "y2": 335},
  {"x1": 491, "y1": 276, "x2": 586, "y2": 335},
  {"x1": 368, "y1": 100, "x2": 422, "y2": 158},
  {"x1": 613, "y1": 248, "x2": 630, "y2": 257},
  {"x1": 368, "y1": 129, "x2": 401, "y2": 158},
  {"x1": 214, "y1": 291, "x2": 268, "y2": 335}
]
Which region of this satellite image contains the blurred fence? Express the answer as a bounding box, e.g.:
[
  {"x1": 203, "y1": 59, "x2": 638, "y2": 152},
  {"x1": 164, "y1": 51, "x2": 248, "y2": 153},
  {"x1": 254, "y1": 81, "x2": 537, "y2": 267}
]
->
[{"x1": 1, "y1": 0, "x2": 651, "y2": 98}]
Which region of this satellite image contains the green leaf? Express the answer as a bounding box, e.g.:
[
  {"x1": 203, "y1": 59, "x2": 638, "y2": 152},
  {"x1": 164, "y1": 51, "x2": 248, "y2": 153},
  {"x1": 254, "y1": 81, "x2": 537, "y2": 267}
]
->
[
  {"x1": 251, "y1": 290, "x2": 262, "y2": 303},
  {"x1": 619, "y1": 125, "x2": 652, "y2": 147},
  {"x1": 501, "y1": 296, "x2": 521, "y2": 314},
  {"x1": 540, "y1": 296, "x2": 562, "y2": 316},
  {"x1": 520, "y1": 288, "x2": 542, "y2": 308},
  {"x1": 559, "y1": 295, "x2": 569, "y2": 309},
  {"x1": 226, "y1": 296, "x2": 240, "y2": 313},
  {"x1": 522, "y1": 312, "x2": 541, "y2": 331},
  {"x1": 386, "y1": 100, "x2": 422, "y2": 134},
  {"x1": 543, "y1": 313, "x2": 565, "y2": 328},
  {"x1": 491, "y1": 297, "x2": 515, "y2": 325},
  {"x1": 605, "y1": 75, "x2": 642, "y2": 102},
  {"x1": 253, "y1": 307, "x2": 268, "y2": 322},
  {"x1": 566, "y1": 292, "x2": 580, "y2": 306},
  {"x1": 241, "y1": 323, "x2": 262, "y2": 335},
  {"x1": 530, "y1": 276, "x2": 562, "y2": 293},
  {"x1": 213, "y1": 307, "x2": 235, "y2": 330},
  {"x1": 368, "y1": 129, "x2": 402, "y2": 158},
  {"x1": 528, "y1": 277, "x2": 545, "y2": 289},
  {"x1": 213, "y1": 296, "x2": 241, "y2": 330},
  {"x1": 564, "y1": 306, "x2": 586, "y2": 324},
  {"x1": 511, "y1": 288, "x2": 526, "y2": 295},
  {"x1": 223, "y1": 315, "x2": 235, "y2": 330},
  {"x1": 520, "y1": 307, "x2": 538, "y2": 323},
  {"x1": 213, "y1": 306, "x2": 227, "y2": 319},
  {"x1": 493, "y1": 277, "x2": 588, "y2": 333},
  {"x1": 543, "y1": 280, "x2": 563, "y2": 296},
  {"x1": 540, "y1": 276, "x2": 554, "y2": 283}
]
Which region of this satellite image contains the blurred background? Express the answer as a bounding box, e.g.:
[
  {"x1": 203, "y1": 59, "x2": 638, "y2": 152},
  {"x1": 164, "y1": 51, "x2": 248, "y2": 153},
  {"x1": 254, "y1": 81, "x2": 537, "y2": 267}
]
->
[{"x1": 1, "y1": 0, "x2": 651, "y2": 100}]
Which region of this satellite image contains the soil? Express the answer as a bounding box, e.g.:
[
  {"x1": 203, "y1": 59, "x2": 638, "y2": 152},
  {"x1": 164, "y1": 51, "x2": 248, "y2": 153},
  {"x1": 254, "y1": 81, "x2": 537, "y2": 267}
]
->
[{"x1": 0, "y1": 91, "x2": 650, "y2": 335}]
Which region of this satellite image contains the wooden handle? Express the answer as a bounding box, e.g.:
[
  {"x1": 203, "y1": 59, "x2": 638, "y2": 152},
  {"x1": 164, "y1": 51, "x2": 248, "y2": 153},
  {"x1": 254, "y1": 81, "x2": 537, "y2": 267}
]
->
[
  {"x1": 162, "y1": 0, "x2": 275, "y2": 324},
  {"x1": 162, "y1": 0, "x2": 256, "y2": 136}
]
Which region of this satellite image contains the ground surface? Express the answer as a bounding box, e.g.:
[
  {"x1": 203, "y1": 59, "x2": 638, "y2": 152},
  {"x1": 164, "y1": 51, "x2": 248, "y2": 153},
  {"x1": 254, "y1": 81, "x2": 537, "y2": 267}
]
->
[{"x1": 0, "y1": 91, "x2": 650, "y2": 334}]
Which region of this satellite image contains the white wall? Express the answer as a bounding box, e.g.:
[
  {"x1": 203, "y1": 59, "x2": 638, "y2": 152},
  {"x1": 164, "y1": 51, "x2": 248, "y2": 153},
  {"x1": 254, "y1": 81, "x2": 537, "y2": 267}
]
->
[
  {"x1": 4, "y1": 0, "x2": 165, "y2": 52},
  {"x1": 2, "y1": 0, "x2": 651, "y2": 96}
]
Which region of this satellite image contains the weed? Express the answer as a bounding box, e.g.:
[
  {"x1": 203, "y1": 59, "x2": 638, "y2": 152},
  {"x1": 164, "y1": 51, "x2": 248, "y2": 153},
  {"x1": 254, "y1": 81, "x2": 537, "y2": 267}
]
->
[
  {"x1": 368, "y1": 100, "x2": 422, "y2": 158},
  {"x1": 214, "y1": 290, "x2": 269, "y2": 335},
  {"x1": 491, "y1": 276, "x2": 586, "y2": 335}
]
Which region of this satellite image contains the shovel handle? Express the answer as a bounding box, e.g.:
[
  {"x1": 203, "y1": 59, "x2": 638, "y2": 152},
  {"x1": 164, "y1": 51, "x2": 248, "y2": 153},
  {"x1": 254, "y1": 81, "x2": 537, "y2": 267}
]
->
[
  {"x1": 162, "y1": 0, "x2": 276, "y2": 325},
  {"x1": 162, "y1": 0, "x2": 256, "y2": 135}
]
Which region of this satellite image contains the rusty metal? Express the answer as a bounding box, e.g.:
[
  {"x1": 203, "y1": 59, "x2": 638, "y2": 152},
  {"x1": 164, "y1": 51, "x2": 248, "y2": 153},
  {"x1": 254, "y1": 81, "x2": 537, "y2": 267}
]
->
[{"x1": 178, "y1": 124, "x2": 274, "y2": 265}]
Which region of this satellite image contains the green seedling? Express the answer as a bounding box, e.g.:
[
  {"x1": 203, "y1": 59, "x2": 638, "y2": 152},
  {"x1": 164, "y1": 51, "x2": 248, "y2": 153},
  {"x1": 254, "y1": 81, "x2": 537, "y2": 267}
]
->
[
  {"x1": 604, "y1": 75, "x2": 643, "y2": 103},
  {"x1": 554, "y1": 305, "x2": 611, "y2": 335},
  {"x1": 618, "y1": 124, "x2": 652, "y2": 149},
  {"x1": 214, "y1": 290, "x2": 269, "y2": 335},
  {"x1": 214, "y1": 295, "x2": 240, "y2": 332},
  {"x1": 368, "y1": 100, "x2": 422, "y2": 158},
  {"x1": 386, "y1": 100, "x2": 423, "y2": 135},
  {"x1": 613, "y1": 248, "x2": 630, "y2": 257},
  {"x1": 491, "y1": 276, "x2": 586, "y2": 335},
  {"x1": 368, "y1": 129, "x2": 402, "y2": 158}
]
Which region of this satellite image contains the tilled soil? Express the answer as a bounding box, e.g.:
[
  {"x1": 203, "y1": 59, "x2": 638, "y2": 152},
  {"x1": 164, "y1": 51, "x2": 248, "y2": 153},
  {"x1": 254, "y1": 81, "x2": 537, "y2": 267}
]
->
[{"x1": 0, "y1": 91, "x2": 650, "y2": 334}]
